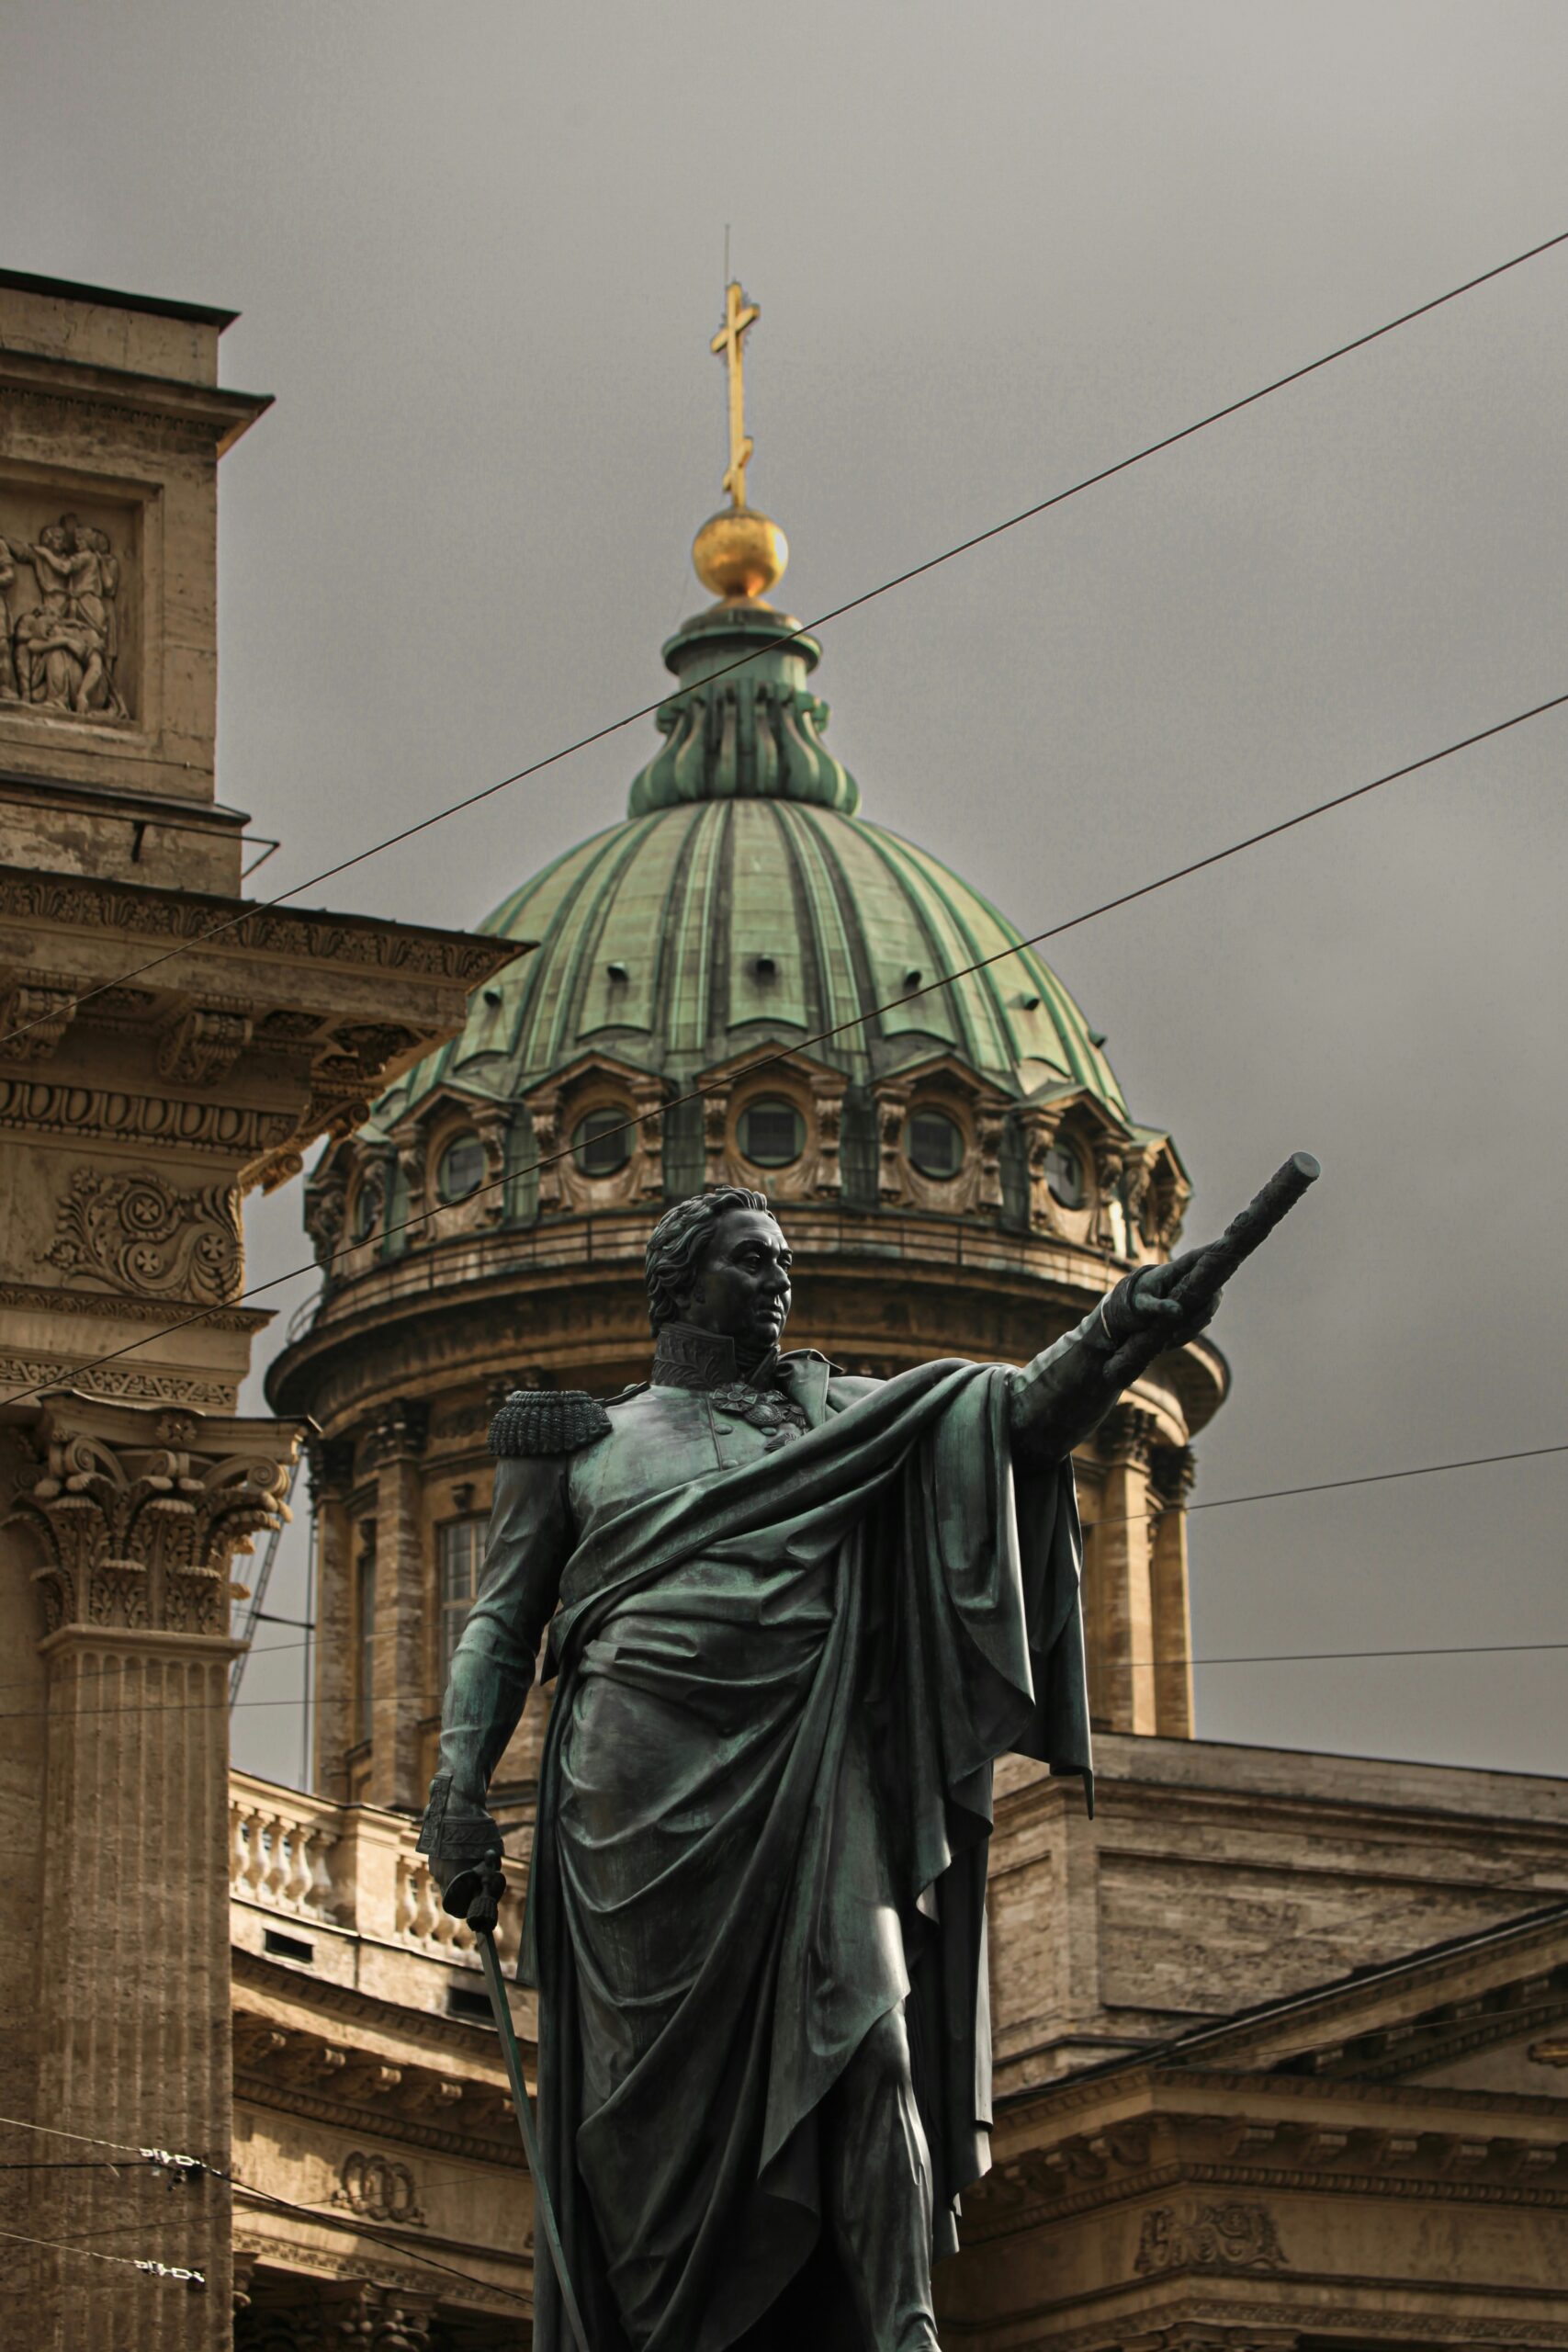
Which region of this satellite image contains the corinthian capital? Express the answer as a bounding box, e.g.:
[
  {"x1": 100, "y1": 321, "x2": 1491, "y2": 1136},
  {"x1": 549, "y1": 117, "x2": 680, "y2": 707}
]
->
[{"x1": 6, "y1": 1393, "x2": 304, "y2": 1639}]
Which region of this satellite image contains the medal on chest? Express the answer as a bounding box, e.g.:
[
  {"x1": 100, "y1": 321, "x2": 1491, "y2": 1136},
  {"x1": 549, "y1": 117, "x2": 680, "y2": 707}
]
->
[{"x1": 709, "y1": 1382, "x2": 810, "y2": 1448}]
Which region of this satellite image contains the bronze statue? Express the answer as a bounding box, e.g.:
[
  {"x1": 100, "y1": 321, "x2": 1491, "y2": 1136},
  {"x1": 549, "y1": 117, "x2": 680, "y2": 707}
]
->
[{"x1": 420, "y1": 1159, "x2": 1316, "y2": 2350}]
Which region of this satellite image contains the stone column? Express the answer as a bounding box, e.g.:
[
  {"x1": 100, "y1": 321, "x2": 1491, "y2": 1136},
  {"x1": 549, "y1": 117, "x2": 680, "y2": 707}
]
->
[
  {"x1": 1092, "y1": 1405, "x2": 1161, "y2": 1735},
  {"x1": 4, "y1": 1394, "x2": 300, "y2": 2352},
  {"x1": 1149, "y1": 1443, "x2": 1198, "y2": 1737},
  {"x1": 367, "y1": 1399, "x2": 429, "y2": 1812},
  {"x1": 306, "y1": 1436, "x2": 356, "y2": 1802}
]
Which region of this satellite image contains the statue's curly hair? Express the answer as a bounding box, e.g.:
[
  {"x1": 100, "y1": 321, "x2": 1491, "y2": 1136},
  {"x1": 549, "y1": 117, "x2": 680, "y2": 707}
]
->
[{"x1": 645, "y1": 1187, "x2": 773, "y2": 1334}]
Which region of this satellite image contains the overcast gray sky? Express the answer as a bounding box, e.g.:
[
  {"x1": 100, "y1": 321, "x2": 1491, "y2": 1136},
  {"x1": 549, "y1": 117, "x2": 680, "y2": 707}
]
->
[{"x1": 8, "y1": 0, "x2": 1566, "y2": 1787}]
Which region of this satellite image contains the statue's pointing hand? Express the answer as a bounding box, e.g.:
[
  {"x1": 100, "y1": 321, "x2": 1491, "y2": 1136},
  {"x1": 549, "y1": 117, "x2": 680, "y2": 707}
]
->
[{"x1": 1099, "y1": 1250, "x2": 1223, "y2": 1385}]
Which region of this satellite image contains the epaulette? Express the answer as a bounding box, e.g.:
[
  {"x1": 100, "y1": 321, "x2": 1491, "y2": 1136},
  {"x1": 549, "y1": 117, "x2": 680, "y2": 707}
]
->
[{"x1": 489, "y1": 1389, "x2": 612, "y2": 1457}]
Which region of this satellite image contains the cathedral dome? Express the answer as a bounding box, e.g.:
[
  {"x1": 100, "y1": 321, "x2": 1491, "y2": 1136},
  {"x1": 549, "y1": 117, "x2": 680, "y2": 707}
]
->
[{"x1": 370, "y1": 602, "x2": 1126, "y2": 1137}]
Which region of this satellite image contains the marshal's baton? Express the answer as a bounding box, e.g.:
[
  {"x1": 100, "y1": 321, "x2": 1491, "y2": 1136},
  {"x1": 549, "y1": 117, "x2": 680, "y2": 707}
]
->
[
  {"x1": 478, "y1": 1927, "x2": 592, "y2": 2352},
  {"x1": 1103, "y1": 1150, "x2": 1321, "y2": 1385}
]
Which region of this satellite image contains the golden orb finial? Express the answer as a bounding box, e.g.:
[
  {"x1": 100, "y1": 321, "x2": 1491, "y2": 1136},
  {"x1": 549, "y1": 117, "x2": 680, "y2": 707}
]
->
[
  {"x1": 694, "y1": 278, "x2": 788, "y2": 604},
  {"x1": 693, "y1": 507, "x2": 789, "y2": 602}
]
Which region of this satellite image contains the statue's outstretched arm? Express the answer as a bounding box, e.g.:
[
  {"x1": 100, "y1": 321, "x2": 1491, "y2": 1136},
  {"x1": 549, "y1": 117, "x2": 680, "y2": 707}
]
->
[
  {"x1": 1009, "y1": 1253, "x2": 1222, "y2": 1464},
  {"x1": 1010, "y1": 1155, "x2": 1321, "y2": 1463},
  {"x1": 418, "y1": 1451, "x2": 572, "y2": 1926}
]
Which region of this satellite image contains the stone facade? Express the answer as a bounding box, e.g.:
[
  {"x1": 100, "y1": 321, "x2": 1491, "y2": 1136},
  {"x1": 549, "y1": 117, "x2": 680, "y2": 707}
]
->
[
  {"x1": 225, "y1": 1738, "x2": 1568, "y2": 2343},
  {"x1": 0, "y1": 270, "x2": 525, "y2": 2351}
]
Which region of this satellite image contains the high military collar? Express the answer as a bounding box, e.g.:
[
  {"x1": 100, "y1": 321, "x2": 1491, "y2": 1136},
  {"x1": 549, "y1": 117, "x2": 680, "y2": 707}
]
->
[{"x1": 651, "y1": 1322, "x2": 785, "y2": 1393}]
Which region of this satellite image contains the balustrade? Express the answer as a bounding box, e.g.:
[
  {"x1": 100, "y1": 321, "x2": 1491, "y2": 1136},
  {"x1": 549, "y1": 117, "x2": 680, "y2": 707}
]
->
[{"x1": 230, "y1": 1769, "x2": 524, "y2": 1964}]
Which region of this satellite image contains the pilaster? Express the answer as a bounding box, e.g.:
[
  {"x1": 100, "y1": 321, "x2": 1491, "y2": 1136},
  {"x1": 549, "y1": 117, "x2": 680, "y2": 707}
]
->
[
  {"x1": 306, "y1": 1435, "x2": 356, "y2": 1802},
  {"x1": 1149, "y1": 1442, "x2": 1198, "y2": 1737},
  {"x1": 366, "y1": 1401, "x2": 430, "y2": 1812},
  {"x1": 1091, "y1": 1406, "x2": 1161, "y2": 1735}
]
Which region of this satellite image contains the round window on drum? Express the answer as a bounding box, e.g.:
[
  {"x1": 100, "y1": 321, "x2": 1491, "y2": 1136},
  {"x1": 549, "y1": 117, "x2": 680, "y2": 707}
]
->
[
  {"x1": 1044, "y1": 1137, "x2": 1087, "y2": 1208},
  {"x1": 436, "y1": 1132, "x2": 486, "y2": 1204},
  {"x1": 573, "y1": 1106, "x2": 632, "y2": 1177},
  {"x1": 738, "y1": 1098, "x2": 805, "y2": 1169},
  {"x1": 906, "y1": 1109, "x2": 964, "y2": 1181}
]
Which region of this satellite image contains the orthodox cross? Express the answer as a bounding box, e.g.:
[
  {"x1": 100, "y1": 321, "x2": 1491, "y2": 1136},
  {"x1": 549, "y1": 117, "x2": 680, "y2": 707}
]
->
[{"x1": 711, "y1": 279, "x2": 760, "y2": 509}]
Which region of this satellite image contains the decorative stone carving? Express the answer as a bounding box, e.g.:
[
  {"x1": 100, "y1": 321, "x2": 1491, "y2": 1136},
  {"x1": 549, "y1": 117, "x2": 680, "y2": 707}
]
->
[
  {"x1": 367, "y1": 1399, "x2": 429, "y2": 1466},
  {"x1": 7, "y1": 1395, "x2": 299, "y2": 1638},
  {"x1": 332, "y1": 2283, "x2": 439, "y2": 2350},
  {"x1": 333, "y1": 1021, "x2": 419, "y2": 1073},
  {"x1": 1091, "y1": 1138, "x2": 1128, "y2": 1251},
  {"x1": 333, "y1": 2150, "x2": 426, "y2": 2227},
  {"x1": 304, "y1": 1160, "x2": 350, "y2": 1270},
  {"x1": 874, "y1": 1080, "x2": 911, "y2": 1205},
  {"x1": 0, "y1": 1351, "x2": 234, "y2": 1408},
  {"x1": 2, "y1": 511, "x2": 130, "y2": 718},
  {"x1": 1097, "y1": 1405, "x2": 1161, "y2": 1472},
  {"x1": 306, "y1": 1434, "x2": 356, "y2": 1505},
  {"x1": 1134, "y1": 2199, "x2": 1288, "y2": 2275},
  {"x1": 0, "y1": 1074, "x2": 294, "y2": 1159},
  {"x1": 0, "y1": 973, "x2": 77, "y2": 1063},
  {"x1": 0, "y1": 868, "x2": 513, "y2": 981},
  {"x1": 808, "y1": 1069, "x2": 846, "y2": 1199},
  {"x1": 156, "y1": 1001, "x2": 253, "y2": 1086},
  {"x1": 1017, "y1": 1102, "x2": 1067, "y2": 1236},
  {"x1": 703, "y1": 1084, "x2": 731, "y2": 1188},
  {"x1": 976, "y1": 1103, "x2": 1007, "y2": 1212},
  {"x1": 631, "y1": 1075, "x2": 669, "y2": 1204},
  {"x1": 1150, "y1": 1442, "x2": 1198, "y2": 1510},
  {"x1": 47, "y1": 1165, "x2": 243, "y2": 1302}
]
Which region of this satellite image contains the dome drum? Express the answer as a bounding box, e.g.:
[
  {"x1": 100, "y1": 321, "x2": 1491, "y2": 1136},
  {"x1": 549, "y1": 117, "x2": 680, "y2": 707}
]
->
[{"x1": 304, "y1": 1039, "x2": 1190, "y2": 1296}]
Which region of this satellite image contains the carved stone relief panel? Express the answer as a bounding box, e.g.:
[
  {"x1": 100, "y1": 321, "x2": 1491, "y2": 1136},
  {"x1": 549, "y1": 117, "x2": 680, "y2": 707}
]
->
[
  {"x1": 0, "y1": 489, "x2": 140, "y2": 725},
  {"x1": 47, "y1": 1165, "x2": 243, "y2": 1303},
  {"x1": 332, "y1": 2148, "x2": 427, "y2": 2227},
  {"x1": 1134, "y1": 2199, "x2": 1288, "y2": 2275}
]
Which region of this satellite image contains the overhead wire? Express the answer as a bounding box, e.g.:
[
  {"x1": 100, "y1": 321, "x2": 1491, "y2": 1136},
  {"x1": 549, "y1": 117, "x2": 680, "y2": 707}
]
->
[
  {"x1": 17, "y1": 1394, "x2": 1568, "y2": 1720},
  {"x1": 8, "y1": 673, "x2": 1568, "y2": 1411},
  {"x1": 4, "y1": 220, "x2": 1567, "y2": 1060},
  {"x1": 1079, "y1": 1437, "x2": 1568, "y2": 1528},
  {"x1": 0, "y1": 2222, "x2": 205, "y2": 2283},
  {"x1": 0, "y1": 2108, "x2": 529, "y2": 2305},
  {"x1": 228, "y1": 2177, "x2": 532, "y2": 2302}
]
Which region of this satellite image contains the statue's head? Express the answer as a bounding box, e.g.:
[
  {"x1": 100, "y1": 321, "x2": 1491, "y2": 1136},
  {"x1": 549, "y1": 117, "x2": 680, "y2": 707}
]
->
[{"x1": 645, "y1": 1188, "x2": 792, "y2": 1353}]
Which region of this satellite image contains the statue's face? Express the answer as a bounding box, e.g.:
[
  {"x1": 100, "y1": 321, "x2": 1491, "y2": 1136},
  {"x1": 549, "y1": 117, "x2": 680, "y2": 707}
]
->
[{"x1": 681, "y1": 1208, "x2": 793, "y2": 1353}]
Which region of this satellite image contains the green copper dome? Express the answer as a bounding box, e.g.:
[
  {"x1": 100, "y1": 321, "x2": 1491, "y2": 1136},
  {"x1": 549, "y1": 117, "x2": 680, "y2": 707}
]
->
[{"x1": 368, "y1": 604, "x2": 1126, "y2": 1133}]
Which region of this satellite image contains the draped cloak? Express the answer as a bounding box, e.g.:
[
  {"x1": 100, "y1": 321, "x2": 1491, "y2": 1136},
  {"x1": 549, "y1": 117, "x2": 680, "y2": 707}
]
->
[{"x1": 494, "y1": 1356, "x2": 1092, "y2": 2352}]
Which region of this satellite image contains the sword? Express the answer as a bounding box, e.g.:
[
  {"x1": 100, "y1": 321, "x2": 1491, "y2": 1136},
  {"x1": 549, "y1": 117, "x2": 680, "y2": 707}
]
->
[{"x1": 477, "y1": 1927, "x2": 592, "y2": 2352}]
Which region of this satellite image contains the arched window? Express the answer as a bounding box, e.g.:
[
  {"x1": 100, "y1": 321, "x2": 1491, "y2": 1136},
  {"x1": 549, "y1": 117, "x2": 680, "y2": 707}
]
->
[
  {"x1": 435, "y1": 1132, "x2": 486, "y2": 1204},
  {"x1": 438, "y1": 1518, "x2": 487, "y2": 1682},
  {"x1": 906, "y1": 1108, "x2": 964, "y2": 1180},
  {"x1": 573, "y1": 1106, "x2": 632, "y2": 1176},
  {"x1": 739, "y1": 1098, "x2": 805, "y2": 1168}
]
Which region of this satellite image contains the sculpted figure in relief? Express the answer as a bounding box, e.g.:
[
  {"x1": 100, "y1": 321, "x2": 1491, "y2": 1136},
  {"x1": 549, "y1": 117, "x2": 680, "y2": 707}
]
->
[{"x1": 3, "y1": 513, "x2": 128, "y2": 718}]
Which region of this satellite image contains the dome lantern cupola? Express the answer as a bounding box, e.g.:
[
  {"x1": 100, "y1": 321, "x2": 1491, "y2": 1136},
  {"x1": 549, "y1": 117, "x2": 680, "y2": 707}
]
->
[{"x1": 631, "y1": 278, "x2": 856, "y2": 816}]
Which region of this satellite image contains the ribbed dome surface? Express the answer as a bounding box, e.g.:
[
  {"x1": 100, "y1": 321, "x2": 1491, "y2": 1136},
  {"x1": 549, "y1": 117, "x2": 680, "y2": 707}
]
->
[
  {"x1": 372, "y1": 794, "x2": 1125, "y2": 1132},
  {"x1": 367, "y1": 594, "x2": 1126, "y2": 1135}
]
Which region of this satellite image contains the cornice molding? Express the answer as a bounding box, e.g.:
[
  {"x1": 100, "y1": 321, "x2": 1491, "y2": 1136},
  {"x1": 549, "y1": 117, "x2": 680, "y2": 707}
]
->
[{"x1": 0, "y1": 865, "x2": 522, "y2": 985}]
